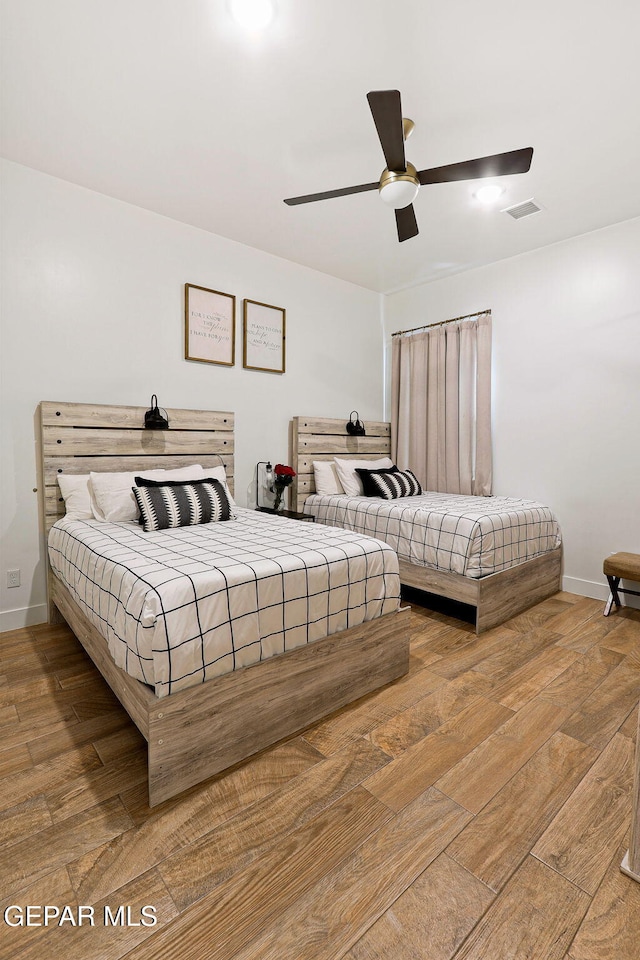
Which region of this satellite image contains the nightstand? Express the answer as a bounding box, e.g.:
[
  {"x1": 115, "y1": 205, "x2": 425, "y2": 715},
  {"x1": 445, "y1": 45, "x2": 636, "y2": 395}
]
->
[{"x1": 256, "y1": 508, "x2": 315, "y2": 522}]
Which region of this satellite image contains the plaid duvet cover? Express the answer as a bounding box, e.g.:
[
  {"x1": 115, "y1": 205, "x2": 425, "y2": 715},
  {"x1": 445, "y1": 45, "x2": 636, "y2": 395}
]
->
[
  {"x1": 303, "y1": 492, "x2": 561, "y2": 578},
  {"x1": 48, "y1": 508, "x2": 400, "y2": 697}
]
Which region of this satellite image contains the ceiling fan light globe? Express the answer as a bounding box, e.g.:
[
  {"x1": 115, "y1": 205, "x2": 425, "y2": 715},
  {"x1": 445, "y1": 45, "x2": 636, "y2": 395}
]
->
[
  {"x1": 379, "y1": 180, "x2": 419, "y2": 209},
  {"x1": 379, "y1": 163, "x2": 420, "y2": 209}
]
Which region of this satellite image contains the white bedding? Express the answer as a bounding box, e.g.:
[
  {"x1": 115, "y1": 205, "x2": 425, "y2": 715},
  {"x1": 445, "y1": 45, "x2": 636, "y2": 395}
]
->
[
  {"x1": 303, "y1": 492, "x2": 561, "y2": 578},
  {"x1": 48, "y1": 508, "x2": 400, "y2": 697}
]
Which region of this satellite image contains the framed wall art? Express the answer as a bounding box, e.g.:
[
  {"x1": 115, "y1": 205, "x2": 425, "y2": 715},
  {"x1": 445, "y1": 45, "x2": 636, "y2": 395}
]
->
[
  {"x1": 243, "y1": 299, "x2": 286, "y2": 373},
  {"x1": 185, "y1": 283, "x2": 236, "y2": 366}
]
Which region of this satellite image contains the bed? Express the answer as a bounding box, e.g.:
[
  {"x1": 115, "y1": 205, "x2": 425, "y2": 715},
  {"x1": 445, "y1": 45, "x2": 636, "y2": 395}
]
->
[
  {"x1": 40, "y1": 401, "x2": 410, "y2": 806},
  {"x1": 290, "y1": 416, "x2": 563, "y2": 633}
]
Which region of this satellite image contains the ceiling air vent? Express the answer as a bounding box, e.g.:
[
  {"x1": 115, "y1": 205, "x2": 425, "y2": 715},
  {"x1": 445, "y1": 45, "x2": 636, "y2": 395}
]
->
[{"x1": 502, "y1": 198, "x2": 542, "y2": 220}]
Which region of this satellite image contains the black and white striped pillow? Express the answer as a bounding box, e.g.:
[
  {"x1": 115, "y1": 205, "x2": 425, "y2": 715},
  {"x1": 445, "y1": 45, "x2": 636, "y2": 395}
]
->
[
  {"x1": 355, "y1": 465, "x2": 399, "y2": 497},
  {"x1": 366, "y1": 468, "x2": 422, "y2": 499},
  {"x1": 132, "y1": 478, "x2": 234, "y2": 532}
]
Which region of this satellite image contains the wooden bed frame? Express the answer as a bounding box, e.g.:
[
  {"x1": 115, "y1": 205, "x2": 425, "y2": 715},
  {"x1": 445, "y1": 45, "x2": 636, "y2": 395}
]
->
[
  {"x1": 290, "y1": 416, "x2": 562, "y2": 633},
  {"x1": 40, "y1": 401, "x2": 410, "y2": 807}
]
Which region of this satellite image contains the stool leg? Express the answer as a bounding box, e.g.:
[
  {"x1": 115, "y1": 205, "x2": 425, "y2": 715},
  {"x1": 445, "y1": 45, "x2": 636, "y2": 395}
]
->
[{"x1": 604, "y1": 575, "x2": 621, "y2": 616}]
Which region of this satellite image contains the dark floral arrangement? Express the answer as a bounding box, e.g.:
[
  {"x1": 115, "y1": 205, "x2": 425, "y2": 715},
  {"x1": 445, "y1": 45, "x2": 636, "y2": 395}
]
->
[{"x1": 272, "y1": 464, "x2": 296, "y2": 512}]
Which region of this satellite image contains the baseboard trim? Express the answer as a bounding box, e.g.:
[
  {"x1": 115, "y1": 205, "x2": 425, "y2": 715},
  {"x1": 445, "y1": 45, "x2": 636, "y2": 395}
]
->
[
  {"x1": 0, "y1": 603, "x2": 48, "y2": 634},
  {"x1": 621, "y1": 850, "x2": 640, "y2": 884},
  {"x1": 563, "y1": 575, "x2": 640, "y2": 610}
]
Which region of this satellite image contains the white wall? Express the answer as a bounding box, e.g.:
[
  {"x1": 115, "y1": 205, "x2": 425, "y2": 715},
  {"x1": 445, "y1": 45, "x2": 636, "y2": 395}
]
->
[
  {"x1": 0, "y1": 161, "x2": 384, "y2": 630},
  {"x1": 384, "y1": 217, "x2": 640, "y2": 603}
]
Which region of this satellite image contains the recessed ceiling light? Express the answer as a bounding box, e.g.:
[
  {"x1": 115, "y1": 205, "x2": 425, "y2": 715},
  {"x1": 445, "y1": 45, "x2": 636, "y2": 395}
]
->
[
  {"x1": 230, "y1": 0, "x2": 275, "y2": 30},
  {"x1": 474, "y1": 184, "x2": 505, "y2": 205}
]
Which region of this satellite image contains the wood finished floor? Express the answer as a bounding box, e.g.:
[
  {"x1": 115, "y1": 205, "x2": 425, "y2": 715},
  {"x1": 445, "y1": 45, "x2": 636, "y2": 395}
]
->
[{"x1": 1, "y1": 593, "x2": 639, "y2": 960}]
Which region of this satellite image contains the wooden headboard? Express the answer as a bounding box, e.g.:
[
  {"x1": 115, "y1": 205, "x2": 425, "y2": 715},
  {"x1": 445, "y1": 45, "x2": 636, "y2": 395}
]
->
[
  {"x1": 290, "y1": 416, "x2": 391, "y2": 512},
  {"x1": 40, "y1": 401, "x2": 235, "y2": 534}
]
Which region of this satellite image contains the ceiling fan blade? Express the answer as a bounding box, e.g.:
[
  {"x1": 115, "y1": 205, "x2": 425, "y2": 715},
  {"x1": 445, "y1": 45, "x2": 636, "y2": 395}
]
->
[
  {"x1": 284, "y1": 181, "x2": 379, "y2": 205},
  {"x1": 395, "y1": 204, "x2": 419, "y2": 242},
  {"x1": 417, "y1": 147, "x2": 533, "y2": 185},
  {"x1": 367, "y1": 90, "x2": 406, "y2": 172}
]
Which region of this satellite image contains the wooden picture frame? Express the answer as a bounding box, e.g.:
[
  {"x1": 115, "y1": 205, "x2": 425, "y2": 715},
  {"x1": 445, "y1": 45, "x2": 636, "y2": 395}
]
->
[
  {"x1": 185, "y1": 283, "x2": 236, "y2": 366},
  {"x1": 243, "y1": 299, "x2": 286, "y2": 373}
]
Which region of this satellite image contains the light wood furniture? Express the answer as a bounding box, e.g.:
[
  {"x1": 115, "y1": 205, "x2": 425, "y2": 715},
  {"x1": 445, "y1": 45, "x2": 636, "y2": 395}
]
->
[
  {"x1": 603, "y1": 552, "x2": 640, "y2": 617},
  {"x1": 39, "y1": 401, "x2": 410, "y2": 806},
  {"x1": 290, "y1": 415, "x2": 563, "y2": 634}
]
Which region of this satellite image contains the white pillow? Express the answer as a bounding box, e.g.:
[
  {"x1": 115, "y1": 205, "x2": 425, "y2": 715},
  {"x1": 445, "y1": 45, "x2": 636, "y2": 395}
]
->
[
  {"x1": 312, "y1": 461, "x2": 344, "y2": 496},
  {"x1": 90, "y1": 465, "x2": 206, "y2": 522},
  {"x1": 162, "y1": 465, "x2": 206, "y2": 480},
  {"x1": 57, "y1": 474, "x2": 93, "y2": 520},
  {"x1": 333, "y1": 457, "x2": 394, "y2": 497}
]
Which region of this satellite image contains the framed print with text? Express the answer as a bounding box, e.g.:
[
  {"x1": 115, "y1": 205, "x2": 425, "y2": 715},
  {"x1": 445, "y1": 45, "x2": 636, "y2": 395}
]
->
[
  {"x1": 185, "y1": 283, "x2": 236, "y2": 366},
  {"x1": 242, "y1": 299, "x2": 286, "y2": 373}
]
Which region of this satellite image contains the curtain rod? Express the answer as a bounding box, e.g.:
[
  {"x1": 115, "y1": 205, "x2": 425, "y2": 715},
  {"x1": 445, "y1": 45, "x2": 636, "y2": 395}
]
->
[{"x1": 391, "y1": 309, "x2": 491, "y2": 338}]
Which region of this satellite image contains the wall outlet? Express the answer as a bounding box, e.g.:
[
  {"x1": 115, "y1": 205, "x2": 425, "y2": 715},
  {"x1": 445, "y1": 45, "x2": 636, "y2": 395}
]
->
[{"x1": 6, "y1": 569, "x2": 21, "y2": 588}]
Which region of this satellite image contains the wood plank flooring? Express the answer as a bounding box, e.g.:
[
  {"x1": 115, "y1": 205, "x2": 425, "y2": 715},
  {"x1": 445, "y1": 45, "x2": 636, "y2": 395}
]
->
[{"x1": 1, "y1": 594, "x2": 638, "y2": 959}]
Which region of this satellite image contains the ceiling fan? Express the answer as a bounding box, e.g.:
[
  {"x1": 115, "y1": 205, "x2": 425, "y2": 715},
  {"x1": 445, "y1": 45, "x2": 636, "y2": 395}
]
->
[{"x1": 284, "y1": 90, "x2": 533, "y2": 243}]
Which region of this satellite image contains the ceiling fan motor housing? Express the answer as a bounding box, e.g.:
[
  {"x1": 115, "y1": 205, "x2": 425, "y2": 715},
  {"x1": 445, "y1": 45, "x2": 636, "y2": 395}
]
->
[{"x1": 379, "y1": 161, "x2": 420, "y2": 209}]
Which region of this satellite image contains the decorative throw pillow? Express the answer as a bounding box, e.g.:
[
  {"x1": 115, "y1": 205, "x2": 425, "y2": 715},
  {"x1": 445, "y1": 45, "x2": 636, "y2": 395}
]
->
[
  {"x1": 365, "y1": 468, "x2": 422, "y2": 499},
  {"x1": 333, "y1": 457, "x2": 394, "y2": 497},
  {"x1": 355, "y1": 465, "x2": 400, "y2": 497},
  {"x1": 134, "y1": 464, "x2": 235, "y2": 504},
  {"x1": 133, "y1": 478, "x2": 234, "y2": 532}
]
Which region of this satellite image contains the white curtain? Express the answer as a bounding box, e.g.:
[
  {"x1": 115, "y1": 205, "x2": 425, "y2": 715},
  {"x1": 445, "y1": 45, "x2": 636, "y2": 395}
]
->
[{"x1": 391, "y1": 313, "x2": 492, "y2": 495}]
